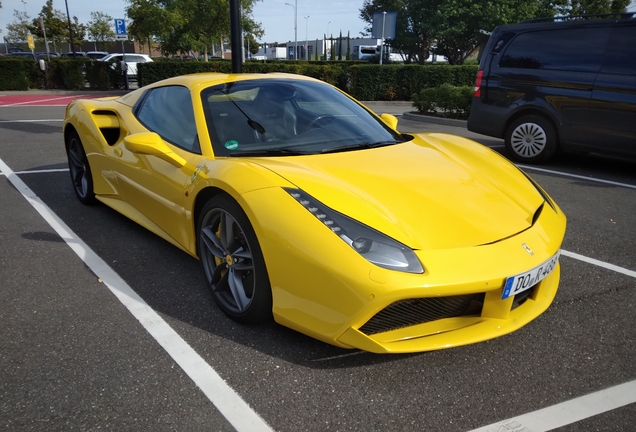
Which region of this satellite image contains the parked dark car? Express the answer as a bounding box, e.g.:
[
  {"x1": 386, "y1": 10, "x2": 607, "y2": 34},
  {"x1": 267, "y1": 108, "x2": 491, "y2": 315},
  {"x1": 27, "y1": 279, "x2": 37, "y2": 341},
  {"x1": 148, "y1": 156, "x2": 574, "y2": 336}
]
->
[
  {"x1": 4, "y1": 51, "x2": 37, "y2": 60},
  {"x1": 61, "y1": 51, "x2": 88, "y2": 58},
  {"x1": 467, "y1": 13, "x2": 636, "y2": 163}
]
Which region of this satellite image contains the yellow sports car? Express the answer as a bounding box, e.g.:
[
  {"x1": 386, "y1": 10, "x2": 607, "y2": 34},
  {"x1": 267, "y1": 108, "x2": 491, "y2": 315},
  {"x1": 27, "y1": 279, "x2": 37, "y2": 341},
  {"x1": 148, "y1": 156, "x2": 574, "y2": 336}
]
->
[{"x1": 63, "y1": 73, "x2": 566, "y2": 354}]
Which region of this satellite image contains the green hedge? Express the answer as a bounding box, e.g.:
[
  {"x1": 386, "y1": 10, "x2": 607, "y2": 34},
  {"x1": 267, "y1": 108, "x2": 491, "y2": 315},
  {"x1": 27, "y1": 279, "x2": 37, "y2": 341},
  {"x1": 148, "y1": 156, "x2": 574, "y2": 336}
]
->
[
  {"x1": 138, "y1": 60, "x2": 350, "y2": 91},
  {"x1": 411, "y1": 84, "x2": 474, "y2": 118},
  {"x1": 348, "y1": 64, "x2": 478, "y2": 100},
  {"x1": 0, "y1": 58, "x2": 31, "y2": 90},
  {"x1": 1, "y1": 57, "x2": 478, "y2": 102}
]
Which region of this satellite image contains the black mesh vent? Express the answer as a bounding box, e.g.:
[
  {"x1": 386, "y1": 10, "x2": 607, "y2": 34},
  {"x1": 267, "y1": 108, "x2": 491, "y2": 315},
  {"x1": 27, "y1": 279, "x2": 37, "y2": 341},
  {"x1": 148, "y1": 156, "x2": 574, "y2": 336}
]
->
[
  {"x1": 511, "y1": 286, "x2": 537, "y2": 311},
  {"x1": 358, "y1": 294, "x2": 485, "y2": 335}
]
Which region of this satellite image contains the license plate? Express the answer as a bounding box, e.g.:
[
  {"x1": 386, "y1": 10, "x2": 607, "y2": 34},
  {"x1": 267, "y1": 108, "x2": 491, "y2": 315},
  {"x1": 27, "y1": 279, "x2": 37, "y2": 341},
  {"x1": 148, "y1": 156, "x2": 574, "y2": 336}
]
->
[{"x1": 502, "y1": 251, "x2": 560, "y2": 299}]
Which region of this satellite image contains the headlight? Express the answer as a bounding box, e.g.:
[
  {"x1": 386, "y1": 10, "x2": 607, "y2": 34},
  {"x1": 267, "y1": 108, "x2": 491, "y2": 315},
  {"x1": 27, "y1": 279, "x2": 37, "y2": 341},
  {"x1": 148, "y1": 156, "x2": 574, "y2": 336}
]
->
[{"x1": 285, "y1": 188, "x2": 424, "y2": 274}]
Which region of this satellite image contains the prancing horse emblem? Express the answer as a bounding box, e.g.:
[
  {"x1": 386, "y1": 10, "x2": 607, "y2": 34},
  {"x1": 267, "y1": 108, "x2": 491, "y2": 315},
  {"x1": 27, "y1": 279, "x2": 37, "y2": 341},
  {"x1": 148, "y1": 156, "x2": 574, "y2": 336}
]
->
[{"x1": 522, "y1": 243, "x2": 534, "y2": 256}]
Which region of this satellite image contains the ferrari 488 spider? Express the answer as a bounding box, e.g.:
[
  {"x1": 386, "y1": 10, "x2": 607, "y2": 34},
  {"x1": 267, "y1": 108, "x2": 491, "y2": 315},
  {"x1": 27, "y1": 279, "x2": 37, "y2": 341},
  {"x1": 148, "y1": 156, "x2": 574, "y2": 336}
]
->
[{"x1": 63, "y1": 73, "x2": 566, "y2": 353}]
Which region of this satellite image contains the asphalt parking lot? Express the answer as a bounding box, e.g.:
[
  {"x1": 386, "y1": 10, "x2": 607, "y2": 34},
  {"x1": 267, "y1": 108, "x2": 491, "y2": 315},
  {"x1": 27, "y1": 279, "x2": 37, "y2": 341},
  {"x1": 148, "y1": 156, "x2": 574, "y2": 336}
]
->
[{"x1": 1, "y1": 93, "x2": 635, "y2": 431}]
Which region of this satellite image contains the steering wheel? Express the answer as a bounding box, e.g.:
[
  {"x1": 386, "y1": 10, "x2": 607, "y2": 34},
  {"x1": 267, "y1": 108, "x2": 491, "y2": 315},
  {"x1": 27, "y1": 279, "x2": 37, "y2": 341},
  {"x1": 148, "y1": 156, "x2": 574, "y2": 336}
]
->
[{"x1": 307, "y1": 114, "x2": 336, "y2": 130}]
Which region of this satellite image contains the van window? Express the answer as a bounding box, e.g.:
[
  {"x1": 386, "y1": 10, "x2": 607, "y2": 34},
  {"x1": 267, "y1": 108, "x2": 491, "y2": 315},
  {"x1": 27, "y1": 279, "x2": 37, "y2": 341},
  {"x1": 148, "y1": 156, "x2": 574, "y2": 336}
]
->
[
  {"x1": 499, "y1": 27, "x2": 611, "y2": 72},
  {"x1": 600, "y1": 26, "x2": 636, "y2": 75}
]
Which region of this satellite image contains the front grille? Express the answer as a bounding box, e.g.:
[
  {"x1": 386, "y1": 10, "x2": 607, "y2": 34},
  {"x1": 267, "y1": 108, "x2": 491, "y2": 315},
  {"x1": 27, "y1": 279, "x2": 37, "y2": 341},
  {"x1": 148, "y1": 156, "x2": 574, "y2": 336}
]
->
[{"x1": 358, "y1": 294, "x2": 485, "y2": 335}]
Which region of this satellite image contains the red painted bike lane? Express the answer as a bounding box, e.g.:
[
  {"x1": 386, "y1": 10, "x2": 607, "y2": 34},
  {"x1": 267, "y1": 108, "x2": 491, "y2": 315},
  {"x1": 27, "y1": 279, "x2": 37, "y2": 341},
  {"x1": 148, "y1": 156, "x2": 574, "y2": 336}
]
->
[{"x1": 0, "y1": 94, "x2": 109, "y2": 107}]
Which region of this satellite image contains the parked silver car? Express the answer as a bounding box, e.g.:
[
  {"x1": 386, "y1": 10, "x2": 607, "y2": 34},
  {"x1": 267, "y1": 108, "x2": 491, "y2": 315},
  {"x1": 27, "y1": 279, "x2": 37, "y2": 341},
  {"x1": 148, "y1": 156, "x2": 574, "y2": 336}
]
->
[{"x1": 98, "y1": 53, "x2": 153, "y2": 80}]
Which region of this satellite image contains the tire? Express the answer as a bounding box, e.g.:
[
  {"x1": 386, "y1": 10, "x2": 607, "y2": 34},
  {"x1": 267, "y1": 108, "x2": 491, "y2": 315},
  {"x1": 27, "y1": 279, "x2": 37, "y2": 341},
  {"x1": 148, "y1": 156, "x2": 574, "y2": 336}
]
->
[
  {"x1": 505, "y1": 115, "x2": 558, "y2": 164},
  {"x1": 197, "y1": 195, "x2": 272, "y2": 323},
  {"x1": 66, "y1": 131, "x2": 96, "y2": 204}
]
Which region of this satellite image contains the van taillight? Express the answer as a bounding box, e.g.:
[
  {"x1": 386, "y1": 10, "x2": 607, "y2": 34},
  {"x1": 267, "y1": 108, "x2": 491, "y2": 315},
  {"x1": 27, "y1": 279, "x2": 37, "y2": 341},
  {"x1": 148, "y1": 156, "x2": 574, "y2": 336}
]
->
[{"x1": 474, "y1": 69, "x2": 483, "y2": 98}]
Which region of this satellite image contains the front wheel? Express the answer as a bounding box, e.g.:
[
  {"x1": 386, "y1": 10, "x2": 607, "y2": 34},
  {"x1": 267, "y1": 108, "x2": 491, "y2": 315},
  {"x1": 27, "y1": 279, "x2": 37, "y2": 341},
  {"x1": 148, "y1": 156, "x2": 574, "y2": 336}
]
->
[
  {"x1": 197, "y1": 195, "x2": 272, "y2": 323},
  {"x1": 66, "y1": 131, "x2": 96, "y2": 204},
  {"x1": 505, "y1": 115, "x2": 558, "y2": 164}
]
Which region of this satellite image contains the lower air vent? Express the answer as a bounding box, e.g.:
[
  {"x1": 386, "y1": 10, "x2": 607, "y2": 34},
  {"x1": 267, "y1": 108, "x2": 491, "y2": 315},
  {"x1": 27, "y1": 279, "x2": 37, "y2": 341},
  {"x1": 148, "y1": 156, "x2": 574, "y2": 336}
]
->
[{"x1": 359, "y1": 294, "x2": 485, "y2": 335}]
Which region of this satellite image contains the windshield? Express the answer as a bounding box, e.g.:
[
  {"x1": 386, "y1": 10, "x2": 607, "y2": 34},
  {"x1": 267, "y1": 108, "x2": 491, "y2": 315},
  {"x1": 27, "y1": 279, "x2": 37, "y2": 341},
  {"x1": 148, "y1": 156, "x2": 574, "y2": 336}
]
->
[{"x1": 200, "y1": 79, "x2": 405, "y2": 157}]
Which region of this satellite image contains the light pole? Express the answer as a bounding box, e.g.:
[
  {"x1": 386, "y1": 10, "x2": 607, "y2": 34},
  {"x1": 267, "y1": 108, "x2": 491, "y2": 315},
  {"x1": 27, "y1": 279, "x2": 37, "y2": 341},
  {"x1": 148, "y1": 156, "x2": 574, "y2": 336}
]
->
[
  {"x1": 284, "y1": 1, "x2": 297, "y2": 60},
  {"x1": 304, "y1": 16, "x2": 309, "y2": 60},
  {"x1": 63, "y1": 0, "x2": 76, "y2": 57}
]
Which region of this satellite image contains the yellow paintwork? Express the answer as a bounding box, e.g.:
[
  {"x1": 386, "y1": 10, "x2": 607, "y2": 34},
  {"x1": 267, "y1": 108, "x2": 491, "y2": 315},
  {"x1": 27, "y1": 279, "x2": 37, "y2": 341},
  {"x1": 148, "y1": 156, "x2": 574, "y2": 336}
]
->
[{"x1": 63, "y1": 73, "x2": 567, "y2": 354}]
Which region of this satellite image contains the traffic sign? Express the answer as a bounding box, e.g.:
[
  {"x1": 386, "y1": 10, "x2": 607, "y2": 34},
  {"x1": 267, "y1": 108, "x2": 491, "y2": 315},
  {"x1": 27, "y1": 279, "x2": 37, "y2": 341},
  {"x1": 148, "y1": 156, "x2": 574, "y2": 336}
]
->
[{"x1": 114, "y1": 19, "x2": 128, "y2": 41}]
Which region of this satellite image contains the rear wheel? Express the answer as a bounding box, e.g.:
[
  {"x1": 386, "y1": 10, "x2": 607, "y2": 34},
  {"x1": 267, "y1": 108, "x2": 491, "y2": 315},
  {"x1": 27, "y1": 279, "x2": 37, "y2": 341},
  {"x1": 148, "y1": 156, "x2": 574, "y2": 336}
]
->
[
  {"x1": 66, "y1": 131, "x2": 96, "y2": 204},
  {"x1": 505, "y1": 115, "x2": 557, "y2": 164},
  {"x1": 197, "y1": 195, "x2": 272, "y2": 323}
]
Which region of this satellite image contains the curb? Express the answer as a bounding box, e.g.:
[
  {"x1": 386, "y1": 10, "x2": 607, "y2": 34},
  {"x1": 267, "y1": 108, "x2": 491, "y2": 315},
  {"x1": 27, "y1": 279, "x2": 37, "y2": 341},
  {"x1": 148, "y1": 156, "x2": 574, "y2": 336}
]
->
[{"x1": 402, "y1": 112, "x2": 468, "y2": 127}]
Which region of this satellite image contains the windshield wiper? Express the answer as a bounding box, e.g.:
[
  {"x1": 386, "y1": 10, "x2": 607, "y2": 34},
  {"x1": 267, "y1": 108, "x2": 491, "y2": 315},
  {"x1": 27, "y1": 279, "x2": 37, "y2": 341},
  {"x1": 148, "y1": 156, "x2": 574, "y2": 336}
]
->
[
  {"x1": 321, "y1": 140, "x2": 400, "y2": 154},
  {"x1": 227, "y1": 148, "x2": 312, "y2": 157}
]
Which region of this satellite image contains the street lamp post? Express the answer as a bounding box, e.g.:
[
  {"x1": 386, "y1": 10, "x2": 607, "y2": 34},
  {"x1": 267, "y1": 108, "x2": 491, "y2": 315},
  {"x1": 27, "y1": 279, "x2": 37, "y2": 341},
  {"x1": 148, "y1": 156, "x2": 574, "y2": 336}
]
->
[
  {"x1": 284, "y1": 2, "x2": 298, "y2": 60},
  {"x1": 304, "y1": 16, "x2": 309, "y2": 60},
  {"x1": 63, "y1": 0, "x2": 76, "y2": 57}
]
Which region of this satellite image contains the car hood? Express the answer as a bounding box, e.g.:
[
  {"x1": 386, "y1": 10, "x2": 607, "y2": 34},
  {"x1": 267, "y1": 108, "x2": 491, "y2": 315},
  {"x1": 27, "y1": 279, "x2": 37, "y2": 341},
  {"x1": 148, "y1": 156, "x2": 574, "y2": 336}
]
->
[{"x1": 251, "y1": 133, "x2": 545, "y2": 251}]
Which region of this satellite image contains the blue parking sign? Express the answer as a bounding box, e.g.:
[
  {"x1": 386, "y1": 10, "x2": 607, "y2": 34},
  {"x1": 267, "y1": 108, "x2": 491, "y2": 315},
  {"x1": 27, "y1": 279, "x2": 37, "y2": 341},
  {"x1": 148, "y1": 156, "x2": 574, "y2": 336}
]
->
[{"x1": 114, "y1": 19, "x2": 128, "y2": 40}]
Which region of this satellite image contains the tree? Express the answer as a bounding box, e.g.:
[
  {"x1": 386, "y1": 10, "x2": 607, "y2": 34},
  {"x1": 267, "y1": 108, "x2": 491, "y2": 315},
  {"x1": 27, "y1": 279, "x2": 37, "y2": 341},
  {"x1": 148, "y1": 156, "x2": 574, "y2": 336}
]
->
[
  {"x1": 70, "y1": 16, "x2": 88, "y2": 47},
  {"x1": 338, "y1": 30, "x2": 343, "y2": 60},
  {"x1": 360, "y1": 0, "x2": 568, "y2": 65},
  {"x1": 568, "y1": 0, "x2": 631, "y2": 14},
  {"x1": 244, "y1": 33, "x2": 259, "y2": 56},
  {"x1": 126, "y1": 0, "x2": 262, "y2": 59},
  {"x1": 360, "y1": 0, "x2": 438, "y2": 64},
  {"x1": 126, "y1": 0, "x2": 167, "y2": 55},
  {"x1": 346, "y1": 31, "x2": 351, "y2": 60},
  {"x1": 87, "y1": 11, "x2": 116, "y2": 51},
  {"x1": 5, "y1": 10, "x2": 31, "y2": 43},
  {"x1": 28, "y1": 0, "x2": 82, "y2": 53},
  {"x1": 431, "y1": 0, "x2": 563, "y2": 64}
]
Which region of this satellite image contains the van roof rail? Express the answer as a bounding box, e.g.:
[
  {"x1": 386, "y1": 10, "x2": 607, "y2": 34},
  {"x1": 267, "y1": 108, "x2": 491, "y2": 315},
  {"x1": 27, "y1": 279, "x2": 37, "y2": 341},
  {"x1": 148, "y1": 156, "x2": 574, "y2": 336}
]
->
[{"x1": 523, "y1": 11, "x2": 635, "y2": 23}]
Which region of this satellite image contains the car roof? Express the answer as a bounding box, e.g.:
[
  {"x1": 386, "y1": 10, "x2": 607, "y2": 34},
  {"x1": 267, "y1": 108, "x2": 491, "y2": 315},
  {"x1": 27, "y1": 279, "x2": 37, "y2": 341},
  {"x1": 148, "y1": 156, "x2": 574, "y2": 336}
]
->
[
  {"x1": 493, "y1": 13, "x2": 635, "y2": 35},
  {"x1": 116, "y1": 72, "x2": 319, "y2": 107}
]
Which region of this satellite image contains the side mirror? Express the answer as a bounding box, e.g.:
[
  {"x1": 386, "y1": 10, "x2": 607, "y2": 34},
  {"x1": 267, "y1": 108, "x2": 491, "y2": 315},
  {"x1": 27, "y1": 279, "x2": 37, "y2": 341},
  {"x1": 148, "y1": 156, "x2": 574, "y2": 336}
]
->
[
  {"x1": 124, "y1": 132, "x2": 186, "y2": 168},
  {"x1": 38, "y1": 59, "x2": 46, "y2": 71},
  {"x1": 380, "y1": 113, "x2": 398, "y2": 130}
]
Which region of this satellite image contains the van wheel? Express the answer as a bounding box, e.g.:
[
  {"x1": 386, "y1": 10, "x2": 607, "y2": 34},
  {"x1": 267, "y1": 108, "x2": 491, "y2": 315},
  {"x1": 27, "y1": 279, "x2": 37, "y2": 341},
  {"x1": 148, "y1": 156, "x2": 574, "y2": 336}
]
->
[{"x1": 505, "y1": 115, "x2": 557, "y2": 164}]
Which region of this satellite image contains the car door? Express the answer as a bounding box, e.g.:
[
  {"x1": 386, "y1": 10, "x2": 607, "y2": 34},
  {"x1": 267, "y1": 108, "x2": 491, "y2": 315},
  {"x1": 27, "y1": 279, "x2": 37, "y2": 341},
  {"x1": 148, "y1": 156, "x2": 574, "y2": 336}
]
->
[
  {"x1": 493, "y1": 26, "x2": 610, "y2": 147},
  {"x1": 112, "y1": 85, "x2": 202, "y2": 250},
  {"x1": 587, "y1": 23, "x2": 636, "y2": 156}
]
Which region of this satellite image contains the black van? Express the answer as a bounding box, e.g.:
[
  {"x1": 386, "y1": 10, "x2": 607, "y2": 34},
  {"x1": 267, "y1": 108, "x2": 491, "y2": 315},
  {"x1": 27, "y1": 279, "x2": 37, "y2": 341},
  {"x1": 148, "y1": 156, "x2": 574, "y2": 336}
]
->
[{"x1": 467, "y1": 13, "x2": 636, "y2": 163}]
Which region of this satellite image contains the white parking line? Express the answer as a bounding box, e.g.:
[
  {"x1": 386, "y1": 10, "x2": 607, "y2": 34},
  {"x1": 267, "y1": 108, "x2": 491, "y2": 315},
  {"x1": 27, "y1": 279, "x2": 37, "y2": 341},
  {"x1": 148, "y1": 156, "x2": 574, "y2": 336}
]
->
[
  {"x1": 0, "y1": 119, "x2": 64, "y2": 122},
  {"x1": 519, "y1": 165, "x2": 636, "y2": 190},
  {"x1": 562, "y1": 250, "x2": 636, "y2": 278},
  {"x1": 0, "y1": 157, "x2": 273, "y2": 432},
  {"x1": 1, "y1": 163, "x2": 634, "y2": 431},
  {"x1": 468, "y1": 380, "x2": 636, "y2": 432},
  {"x1": 0, "y1": 168, "x2": 69, "y2": 177}
]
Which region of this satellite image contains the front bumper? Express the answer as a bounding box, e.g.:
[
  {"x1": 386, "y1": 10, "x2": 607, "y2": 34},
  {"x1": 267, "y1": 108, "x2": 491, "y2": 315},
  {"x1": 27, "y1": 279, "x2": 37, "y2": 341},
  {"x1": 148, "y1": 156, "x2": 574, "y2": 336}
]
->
[{"x1": 243, "y1": 187, "x2": 566, "y2": 354}]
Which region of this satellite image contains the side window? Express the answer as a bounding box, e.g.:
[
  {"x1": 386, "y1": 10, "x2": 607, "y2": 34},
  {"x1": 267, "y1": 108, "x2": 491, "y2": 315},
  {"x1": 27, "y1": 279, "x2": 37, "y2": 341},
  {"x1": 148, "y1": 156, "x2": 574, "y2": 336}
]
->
[
  {"x1": 500, "y1": 27, "x2": 611, "y2": 72},
  {"x1": 600, "y1": 25, "x2": 636, "y2": 75},
  {"x1": 136, "y1": 85, "x2": 199, "y2": 153}
]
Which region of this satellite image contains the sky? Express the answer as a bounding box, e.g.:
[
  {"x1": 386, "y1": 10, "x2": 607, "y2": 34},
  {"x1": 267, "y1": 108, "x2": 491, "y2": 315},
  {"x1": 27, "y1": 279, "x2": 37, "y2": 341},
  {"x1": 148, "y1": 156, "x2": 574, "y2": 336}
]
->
[
  {"x1": 2, "y1": 0, "x2": 636, "y2": 45},
  {"x1": 0, "y1": 0, "x2": 370, "y2": 44}
]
